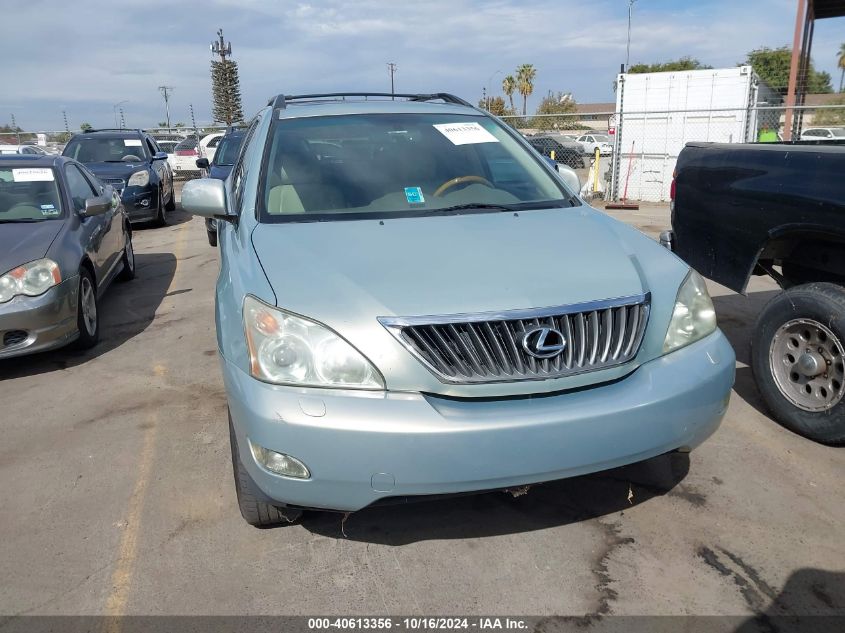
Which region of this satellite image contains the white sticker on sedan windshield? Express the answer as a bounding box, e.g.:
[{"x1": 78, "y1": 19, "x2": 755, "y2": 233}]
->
[
  {"x1": 433, "y1": 122, "x2": 499, "y2": 146},
  {"x1": 124, "y1": 139, "x2": 143, "y2": 147},
  {"x1": 12, "y1": 168, "x2": 54, "y2": 182},
  {"x1": 40, "y1": 206, "x2": 60, "y2": 216}
]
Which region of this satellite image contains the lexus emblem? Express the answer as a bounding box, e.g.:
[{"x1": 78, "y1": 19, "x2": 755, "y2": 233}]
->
[{"x1": 522, "y1": 326, "x2": 566, "y2": 359}]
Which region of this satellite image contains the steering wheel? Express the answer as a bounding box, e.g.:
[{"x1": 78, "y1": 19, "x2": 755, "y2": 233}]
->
[
  {"x1": 434, "y1": 175, "x2": 494, "y2": 197},
  {"x1": 122, "y1": 154, "x2": 142, "y2": 162}
]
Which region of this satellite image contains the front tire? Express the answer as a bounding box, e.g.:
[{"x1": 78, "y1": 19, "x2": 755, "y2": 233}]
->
[
  {"x1": 751, "y1": 282, "x2": 845, "y2": 445},
  {"x1": 117, "y1": 225, "x2": 135, "y2": 281},
  {"x1": 165, "y1": 177, "x2": 176, "y2": 212},
  {"x1": 154, "y1": 188, "x2": 168, "y2": 227},
  {"x1": 73, "y1": 268, "x2": 99, "y2": 349},
  {"x1": 229, "y1": 412, "x2": 303, "y2": 527}
]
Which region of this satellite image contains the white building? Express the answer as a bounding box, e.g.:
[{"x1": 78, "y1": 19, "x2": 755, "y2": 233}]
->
[{"x1": 611, "y1": 66, "x2": 781, "y2": 202}]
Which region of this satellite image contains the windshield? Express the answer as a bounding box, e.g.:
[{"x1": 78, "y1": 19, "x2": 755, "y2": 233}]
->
[
  {"x1": 831, "y1": 128, "x2": 845, "y2": 138},
  {"x1": 157, "y1": 141, "x2": 179, "y2": 154},
  {"x1": 64, "y1": 136, "x2": 148, "y2": 163},
  {"x1": 593, "y1": 135, "x2": 611, "y2": 143},
  {"x1": 0, "y1": 167, "x2": 63, "y2": 221},
  {"x1": 260, "y1": 113, "x2": 573, "y2": 222},
  {"x1": 213, "y1": 133, "x2": 245, "y2": 166}
]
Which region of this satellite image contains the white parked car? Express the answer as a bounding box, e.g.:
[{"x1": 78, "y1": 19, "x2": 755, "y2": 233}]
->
[
  {"x1": 799, "y1": 127, "x2": 845, "y2": 140},
  {"x1": 199, "y1": 133, "x2": 224, "y2": 163},
  {"x1": 0, "y1": 144, "x2": 48, "y2": 156},
  {"x1": 576, "y1": 133, "x2": 614, "y2": 156}
]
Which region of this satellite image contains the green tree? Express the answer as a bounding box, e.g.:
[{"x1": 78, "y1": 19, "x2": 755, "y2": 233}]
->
[
  {"x1": 531, "y1": 92, "x2": 578, "y2": 131},
  {"x1": 478, "y1": 96, "x2": 508, "y2": 116},
  {"x1": 628, "y1": 57, "x2": 712, "y2": 73},
  {"x1": 742, "y1": 47, "x2": 832, "y2": 94},
  {"x1": 80, "y1": 122, "x2": 93, "y2": 132},
  {"x1": 502, "y1": 75, "x2": 517, "y2": 112},
  {"x1": 516, "y1": 64, "x2": 536, "y2": 116},
  {"x1": 838, "y1": 43, "x2": 845, "y2": 92}
]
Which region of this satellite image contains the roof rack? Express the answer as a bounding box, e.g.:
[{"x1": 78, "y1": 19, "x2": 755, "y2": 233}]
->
[
  {"x1": 266, "y1": 92, "x2": 474, "y2": 110},
  {"x1": 85, "y1": 128, "x2": 144, "y2": 134}
]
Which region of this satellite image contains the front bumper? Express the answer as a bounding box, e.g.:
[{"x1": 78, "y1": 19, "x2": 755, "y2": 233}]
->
[
  {"x1": 121, "y1": 185, "x2": 157, "y2": 222},
  {"x1": 224, "y1": 330, "x2": 735, "y2": 512},
  {"x1": 0, "y1": 276, "x2": 79, "y2": 360}
]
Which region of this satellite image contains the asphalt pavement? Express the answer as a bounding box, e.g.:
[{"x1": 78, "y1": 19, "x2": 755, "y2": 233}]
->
[{"x1": 0, "y1": 192, "x2": 842, "y2": 620}]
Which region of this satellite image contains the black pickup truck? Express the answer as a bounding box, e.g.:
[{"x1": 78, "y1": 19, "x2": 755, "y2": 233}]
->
[{"x1": 668, "y1": 142, "x2": 845, "y2": 445}]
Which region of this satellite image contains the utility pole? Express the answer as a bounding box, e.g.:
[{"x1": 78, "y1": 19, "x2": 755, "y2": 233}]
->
[
  {"x1": 625, "y1": 0, "x2": 637, "y2": 72},
  {"x1": 189, "y1": 103, "x2": 199, "y2": 145},
  {"x1": 113, "y1": 100, "x2": 128, "y2": 128},
  {"x1": 119, "y1": 107, "x2": 126, "y2": 129},
  {"x1": 159, "y1": 86, "x2": 174, "y2": 130},
  {"x1": 387, "y1": 62, "x2": 397, "y2": 99},
  {"x1": 62, "y1": 110, "x2": 69, "y2": 135}
]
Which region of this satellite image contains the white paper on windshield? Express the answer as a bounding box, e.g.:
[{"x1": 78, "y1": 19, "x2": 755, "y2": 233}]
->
[
  {"x1": 124, "y1": 139, "x2": 143, "y2": 147},
  {"x1": 433, "y1": 122, "x2": 499, "y2": 146},
  {"x1": 12, "y1": 168, "x2": 54, "y2": 182}
]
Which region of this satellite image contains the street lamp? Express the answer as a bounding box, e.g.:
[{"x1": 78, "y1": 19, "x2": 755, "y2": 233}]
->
[{"x1": 113, "y1": 100, "x2": 128, "y2": 128}]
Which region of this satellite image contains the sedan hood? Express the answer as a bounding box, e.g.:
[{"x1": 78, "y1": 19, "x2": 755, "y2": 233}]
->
[
  {"x1": 252, "y1": 207, "x2": 648, "y2": 321},
  {"x1": 0, "y1": 221, "x2": 63, "y2": 275},
  {"x1": 82, "y1": 161, "x2": 146, "y2": 180}
]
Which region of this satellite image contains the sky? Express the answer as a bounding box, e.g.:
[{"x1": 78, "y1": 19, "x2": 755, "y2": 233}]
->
[{"x1": 2, "y1": 0, "x2": 843, "y2": 131}]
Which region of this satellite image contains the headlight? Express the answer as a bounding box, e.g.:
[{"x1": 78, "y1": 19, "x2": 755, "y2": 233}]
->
[
  {"x1": 127, "y1": 170, "x2": 150, "y2": 187},
  {"x1": 0, "y1": 259, "x2": 62, "y2": 304},
  {"x1": 243, "y1": 295, "x2": 384, "y2": 389},
  {"x1": 663, "y1": 269, "x2": 717, "y2": 353}
]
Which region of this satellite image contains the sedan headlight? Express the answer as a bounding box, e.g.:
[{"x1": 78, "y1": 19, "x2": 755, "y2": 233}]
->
[
  {"x1": 127, "y1": 170, "x2": 150, "y2": 187},
  {"x1": 243, "y1": 295, "x2": 384, "y2": 389},
  {"x1": 0, "y1": 259, "x2": 62, "y2": 304},
  {"x1": 663, "y1": 269, "x2": 717, "y2": 353}
]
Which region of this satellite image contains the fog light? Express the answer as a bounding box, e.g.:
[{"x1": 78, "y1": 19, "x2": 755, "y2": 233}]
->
[
  {"x1": 248, "y1": 439, "x2": 310, "y2": 479},
  {"x1": 139, "y1": 197, "x2": 150, "y2": 208}
]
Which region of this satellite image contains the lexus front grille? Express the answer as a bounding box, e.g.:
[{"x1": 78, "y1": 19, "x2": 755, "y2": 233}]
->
[{"x1": 379, "y1": 294, "x2": 650, "y2": 384}]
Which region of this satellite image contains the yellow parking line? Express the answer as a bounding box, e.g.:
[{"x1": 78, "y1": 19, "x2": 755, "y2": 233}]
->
[{"x1": 103, "y1": 220, "x2": 190, "y2": 627}]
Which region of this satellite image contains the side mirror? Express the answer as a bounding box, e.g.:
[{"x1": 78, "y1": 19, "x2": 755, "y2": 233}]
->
[
  {"x1": 152, "y1": 151, "x2": 168, "y2": 161},
  {"x1": 181, "y1": 178, "x2": 230, "y2": 220},
  {"x1": 196, "y1": 157, "x2": 210, "y2": 169},
  {"x1": 556, "y1": 164, "x2": 581, "y2": 195},
  {"x1": 82, "y1": 194, "x2": 112, "y2": 217}
]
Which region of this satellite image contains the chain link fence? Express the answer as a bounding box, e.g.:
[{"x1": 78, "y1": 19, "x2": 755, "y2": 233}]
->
[{"x1": 502, "y1": 103, "x2": 845, "y2": 203}]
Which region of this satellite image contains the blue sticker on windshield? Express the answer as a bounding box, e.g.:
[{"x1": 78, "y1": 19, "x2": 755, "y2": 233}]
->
[{"x1": 404, "y1": 187, "x2": 424, "y2": 204}]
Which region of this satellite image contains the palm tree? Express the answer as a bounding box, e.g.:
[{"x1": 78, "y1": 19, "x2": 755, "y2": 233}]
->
[
  {"x1": 502, "y1": 75, "x2": 516, "y2": 112},
  {"x1": 838, "y1": 43, "x2": 845, "y2": 93},
  {"x1": 516, "y1": 64, "x2": 537, "y2": 115}
]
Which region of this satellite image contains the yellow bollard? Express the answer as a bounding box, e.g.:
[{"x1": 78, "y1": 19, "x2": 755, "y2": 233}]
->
[
  {"x1": 593, "y1": 147, "x2": 600, "y2": 192},
  {"x1": 550, "y1": 149, "x2": 555, "y2": 161}
]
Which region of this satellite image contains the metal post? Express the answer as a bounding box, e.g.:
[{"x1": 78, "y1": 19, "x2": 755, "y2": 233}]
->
[
  {"x1": 784, "y1": 0, "x2": 807, "y2": 141},
  {"x1": 62, "y1": 110, "x2": 69, "y2": 135},
  {"x1": 159, "y1": 86, "x2": 174, "y2": 130},
  {"x1": 11, "y1": 113, "x2": 20, "y2": 144},
  {"x1": 119, "y1": 107, "x2": 126, "y2": 129},
  {"x1": 387, "y1": 62, "x2": 397, "y2": 99},
  {"x1": 625, "y1": 0, "x2": 637, "y2": 72}
]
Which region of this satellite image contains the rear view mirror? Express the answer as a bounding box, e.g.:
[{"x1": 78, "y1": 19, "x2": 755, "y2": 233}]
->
[
  {"x1": 152, "y1": 151, "x2": 168, "y2": 161},
  {"x1": 82, "y1": 195, "x2": 112, "y2": 217},
  {"x1": 196, "y1": 158, "x2": 210, "y2": 169},
  {"x1": 181, "y1": 178, "x2": 230, "y2": 220}
]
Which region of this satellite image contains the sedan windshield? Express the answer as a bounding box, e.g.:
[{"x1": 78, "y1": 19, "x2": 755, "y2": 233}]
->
[
  {"x1": 64, "y1": 137, "x2": 148, "y2": 163},
  {"x1": 213, "y1": 133, "x2": 245, "y2": 166},
  {"x1": 0, "y1": 167, "x2": 63, "y2": 221},
  {"x1": 593, "y1": 135, "x2": 611, "y2": 143},
  {"x1": 261, "y1": 113, "x2": 573, "y2": 222},
  {"x1": 831, "y1": 128, "x2": 845, "y2": 138}
]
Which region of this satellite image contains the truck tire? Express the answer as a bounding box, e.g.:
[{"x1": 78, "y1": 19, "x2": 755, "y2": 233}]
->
[
  {"x1": 751, "y1": 282, "x2": 845, "y2": 445},
  {"x1": 229, "y1": 411, "x2": 303, "y2": 527}
]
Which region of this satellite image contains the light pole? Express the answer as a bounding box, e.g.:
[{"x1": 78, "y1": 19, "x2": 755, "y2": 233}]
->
[
  {"x1": 625, "y1": 0, "x2": 637, "y2": 72},
  {"x1": 113, "y1": 100, "x2": 128, "y2": 128},
  {"x1": 159, "y1": 86, "x2": 174, "y2": 130},
  {"x1": 486, "y1": 69, "x2": 502, "y2": 111},
  {"x1": 387, "y1": 62, "x2": 397, "y2": 99}
]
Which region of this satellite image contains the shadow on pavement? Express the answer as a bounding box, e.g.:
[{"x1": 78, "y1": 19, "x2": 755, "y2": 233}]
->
[
  {"x1": 302, "y1": 452, "x2": 690, "y2": 545},
  {"x1": 712, "y1": 289, "x2": 779, "y2": 419},
  {"x1": 135, "y1": 207, "x2": 193, "y2": 229},
  {"x1": 0, "y1": 252, "x2": 176, "y2": 379}
]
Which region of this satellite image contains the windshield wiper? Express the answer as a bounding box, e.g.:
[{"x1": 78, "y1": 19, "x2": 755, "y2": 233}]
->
[
  {"x1": 0, "y1": 218, "x2": 47, "y2": 223},
  {"x1": 428, "y1": 203, "x2": 516, "y2": 215}
]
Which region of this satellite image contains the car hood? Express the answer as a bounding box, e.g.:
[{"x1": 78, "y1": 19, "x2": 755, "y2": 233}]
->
[
  {"x1": 250, "y1": 206, "x2": 689, "y2": 394},
  {"x1": 81, "y1": 161, "x2": 147, "y2": 179},
  {"x1": 0, "y1": 221, "x2": 63, "y2": 275}
]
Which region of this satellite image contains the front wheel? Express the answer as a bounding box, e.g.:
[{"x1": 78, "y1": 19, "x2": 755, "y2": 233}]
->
[
  {"x1": 117, "y1": 225, "x2": 135, "y2": 281},
  {"x1": 154, "y1": 188, "x2": 168, "y2": 227},
  {"x1": 751, "y1": 282, "x2": 845, "y2": 445},
  {"x1": 165, "y1": 178, "x2": 176, "y2": 211},
  {"x1": 229, "y1": 411, "x2": 303, "y2": 527},
  {"x1": 73, "y1": 268, "x2": 100, "y2": 349}
]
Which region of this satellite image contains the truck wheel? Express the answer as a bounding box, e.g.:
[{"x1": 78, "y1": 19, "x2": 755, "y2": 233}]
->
[
  {"x1": 229, "y1": 411, "x2": 303, "y2": 527},
  {"x1": 751, "y1": 282, "x2": 845, "y2": 445}
]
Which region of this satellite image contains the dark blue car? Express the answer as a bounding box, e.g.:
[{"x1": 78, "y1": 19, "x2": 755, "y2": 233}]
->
[
  {"x1": 196, "y1": 127, "x2": 245, "y2": 246},
  {"x1": 63, "y1": 129, "x2": 175, "y2": 226}
]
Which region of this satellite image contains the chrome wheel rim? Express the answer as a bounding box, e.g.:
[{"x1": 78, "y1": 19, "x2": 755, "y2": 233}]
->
[
  {"x1": 769, "y1": 318, "x2": 845, "y2": 412},
  {"x1": 80, "y1": 277, "x2": 97, "y2": 336}
]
